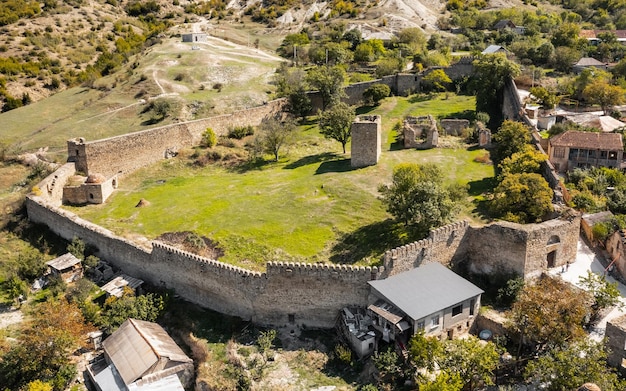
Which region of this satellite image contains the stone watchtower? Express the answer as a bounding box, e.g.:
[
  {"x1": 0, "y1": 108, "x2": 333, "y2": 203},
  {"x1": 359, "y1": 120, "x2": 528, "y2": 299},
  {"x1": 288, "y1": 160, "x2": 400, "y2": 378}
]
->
[{"x1": 351, "y1": 115, "x2": 381, "y2": 168}]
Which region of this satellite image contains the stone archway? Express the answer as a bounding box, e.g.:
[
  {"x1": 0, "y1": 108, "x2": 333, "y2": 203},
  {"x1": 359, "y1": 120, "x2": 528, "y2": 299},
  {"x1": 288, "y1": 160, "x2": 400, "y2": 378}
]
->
[{"x1": 546, "y1": 235, "x2": 560, "y2": 268}]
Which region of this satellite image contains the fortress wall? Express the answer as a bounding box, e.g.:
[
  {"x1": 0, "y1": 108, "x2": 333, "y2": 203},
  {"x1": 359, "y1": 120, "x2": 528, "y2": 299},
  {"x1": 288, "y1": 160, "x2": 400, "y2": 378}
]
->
[
  {"x1": 150, "y1": 242, "x2": 263, "y2": 320},
  {"x1": 255, "y1": 262, "x2": 380, "y2": 328},
  {"x1": 26, "y1": 194, "x2": 379, "y2": 328},
  {"x1": 382, "y1": 221, "x2": 470, "y2": 276},
  {"x1": 69, "y1": 100, "x2": 287, "y2": 177},
  {"x1": 464, "y1": 223, "x2": 529, "y2": 277},
  {"x1": 523, "y1": 214, "x2": 580, "y2": 278},
  {"x1": 35, "y1": 163, "x2": 76, "y2": 206}
]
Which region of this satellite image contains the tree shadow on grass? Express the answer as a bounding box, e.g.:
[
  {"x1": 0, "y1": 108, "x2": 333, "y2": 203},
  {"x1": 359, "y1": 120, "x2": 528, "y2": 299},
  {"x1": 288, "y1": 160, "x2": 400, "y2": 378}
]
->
[
  {"x1": 315, "y1": 158, "x2": 354, "y2": 174},
  {"x1": 283, "y1": 152, "x2": 341, "y2": 170},
  {"x1": 467, "y1": 177, "x2": 497, "y2": 196},
  {"x1": 408, "y1": 93, "x2": 436, "y2": 103},
  {"x1": 355, "y1": 105, "x2": 377, "y2": 115},
  {"x1": 329, "y1": 219, "x2": 421, "y2": 265},
  {"x1": 444, "y1": 109, "x2": 475, "y2": 120}
]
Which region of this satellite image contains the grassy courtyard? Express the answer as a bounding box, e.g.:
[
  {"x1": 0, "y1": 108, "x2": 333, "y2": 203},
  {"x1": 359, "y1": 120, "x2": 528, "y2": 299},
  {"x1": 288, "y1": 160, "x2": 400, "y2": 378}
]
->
[{"x1": 68, "y1": 94, "x2": 494, "y2": 269}]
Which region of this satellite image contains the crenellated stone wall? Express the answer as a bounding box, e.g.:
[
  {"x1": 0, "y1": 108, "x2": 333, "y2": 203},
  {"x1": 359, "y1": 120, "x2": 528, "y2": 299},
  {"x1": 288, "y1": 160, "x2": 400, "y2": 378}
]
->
[
  {"x1": 68, "y1": 99, "x2": 287, "y2": 177},
  {"x1": 26, "y1": 190, "x2": 380, "y2": 328}
]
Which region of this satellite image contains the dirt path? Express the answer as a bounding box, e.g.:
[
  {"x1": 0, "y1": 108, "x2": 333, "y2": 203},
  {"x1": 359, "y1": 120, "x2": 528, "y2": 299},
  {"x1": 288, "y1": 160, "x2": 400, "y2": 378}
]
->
[{"x1": 0, "y1": 307, "x2": 23, "y2": 329}]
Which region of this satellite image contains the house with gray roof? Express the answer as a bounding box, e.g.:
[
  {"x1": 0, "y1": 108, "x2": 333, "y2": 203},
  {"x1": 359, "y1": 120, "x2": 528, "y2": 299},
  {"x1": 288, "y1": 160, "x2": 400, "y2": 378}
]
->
[
  {"x1": 367, "y1": 262, "x2": 483, "y2": 343},
  {"x1": 87, "y1": 318, "x2": 193, "y2": 391},
  {"x1": 46, "y1": 252, "x2": 82, "y2": 283}
]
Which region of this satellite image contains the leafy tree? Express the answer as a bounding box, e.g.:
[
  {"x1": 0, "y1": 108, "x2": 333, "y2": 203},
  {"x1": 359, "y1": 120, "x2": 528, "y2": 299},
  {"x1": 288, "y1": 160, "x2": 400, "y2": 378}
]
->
[
  {"x1": 5, "y1": 275, "x2": 28, "y2": 305},
  {"x1": 373, "y1": 347, "x2": 403, "y2": 388},
  {"x1": 379, "y1": 163, "x2": 464, "y2": 233},
  {"x1": 151, "y1": 99, "x2": 171, "y2": 121},
  {"x1": 490, "y1": 173, "x2": 553, "y2": 223},
  {"x1": 439, "y1": 336, "x2": 500, "y2": 391},
  {"x1": 362, "y1": 83, "x2": 391, "y2": 106},
  {"x1": 408, "y1": 330, "x2": 443, "y2": 372},
  {"x1": 492, "y1": 120, "x2": 531, "y2": 163},
  {"x1": 287, "y1": 86, "x2": 312, "y2": 121},
  {"x1": 423, "y1": 69, "x2": 452, "y2": 92},
  {"x1": 418, "y1": 372, "x2": 463, "y2": 391},
  {"x1": 498, "y1": 145, "x2": 547, "y2": 178},
  {"x1": 551, "y1": 22, "x2": 581, "y2": 48},
  {"x1": 583, "y1": 79, "x2": 625, "y2": 115},
  {"x1": 529, "y1": 86, "x2": 560, "y2": 110},
  {"x1": 0, "y1": 299, "x2": 95, "y2": 390},
  {"x1": 256, "y1": 118, "x2": 296, "y2": 161},
  {"x1": 318, "y1": 102, "x2": 355, "y2": 153},
  {"x1": 257, "y1": 329, "x2": 276, "y2": 359},
  {"x1": 67, "y1": 237, "x2": 85, "y2": 260},
  {"x1": 496, "y1": 276, "x2": 524, "y2": 308},
  {"x1": 16, "y1": 249, "x2": 46, "y2": 282},
  {"x1": 202, "y1": 128, "x2": 217, "y2": 148},
  {"x1": 307, "y1": 65, "x2": 346, "y2": 110},
  {"x1": 607, "y1": 187, "x2": 626, "y2": 213},
  {"x1": 511, "y1": 277, "x2": 590, "y2": 353},
  {"x1": 471, "y1": 54, "x2": 520, "y2": 126},
  {"x1": 525, "y1": 340, "x2": 626, "y2": 391},
  {"x1": 26, "y1": 380, "x2": 53, "y2": 391},
  {"x1": 100, "y1": 290, "x2": 166, "y2": 333},
  {"x1": 375, "y1": 57, "x2": 405, "y2": 78},
  {"x1": 578, "y1": 271, "x2": 622, "y2": 321}
]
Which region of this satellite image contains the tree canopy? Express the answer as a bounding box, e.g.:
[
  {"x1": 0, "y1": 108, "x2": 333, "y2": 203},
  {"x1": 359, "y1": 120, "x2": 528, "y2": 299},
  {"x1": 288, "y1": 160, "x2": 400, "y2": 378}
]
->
[
  {"x1": 490, "y1": 173, "x2": 553, "y2": 223},
  {"x1": 318, "y1": 101, "x2": 355, "y2": 153},
  {"x1": 307, "y1": 65, "x2": 346, "y2": 110},
  {"x1": 471, "y1": 53, "x2": 520, "y2": 126},
  {"x1": 379, "y1": 163, "x2": 465, "y2": 235},
  {"x1": 492, "y1": 120, "x2": 531, "y2": 163}
]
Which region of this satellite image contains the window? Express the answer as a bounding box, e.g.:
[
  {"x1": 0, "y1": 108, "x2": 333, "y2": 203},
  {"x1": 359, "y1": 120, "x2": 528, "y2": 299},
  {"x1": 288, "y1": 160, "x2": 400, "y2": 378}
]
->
[
  {"x1": 416, "y1": 320, "x2": 425, "y2": 330},
  {"x1": 431, "y1": 315, "x2": 440, "y2": 329},
  {"x1": 470, "y1": 299, "x2": 475, "y2": 316},
  {"x1": 288, "y1": 314, "x2": 295, "y2": 324},
  {"x1": 553, "y1": 147, "x2": 565, "y2": 159},
  {"x1": 452, "y1": 304, "x2": 462, "y2": 317}
]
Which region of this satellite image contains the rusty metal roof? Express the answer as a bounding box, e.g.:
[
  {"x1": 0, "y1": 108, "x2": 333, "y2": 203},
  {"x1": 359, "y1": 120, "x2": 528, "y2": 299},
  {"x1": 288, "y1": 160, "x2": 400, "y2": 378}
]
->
[
  {"x1": 46, "y1": 253, "x2": 81, "y2": 271},
  {"x1": 101, "y1": 274, "x2": 144, "y2": 298},
  {"x1": 102, "y1": 319, "x2": 192, "y2": 385}
]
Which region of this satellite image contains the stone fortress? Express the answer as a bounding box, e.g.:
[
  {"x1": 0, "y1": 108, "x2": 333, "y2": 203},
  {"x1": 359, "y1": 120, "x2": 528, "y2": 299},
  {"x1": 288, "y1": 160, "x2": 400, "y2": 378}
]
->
[{"x1": 26, "y1": 71, "x2": 581, "y2": 329}]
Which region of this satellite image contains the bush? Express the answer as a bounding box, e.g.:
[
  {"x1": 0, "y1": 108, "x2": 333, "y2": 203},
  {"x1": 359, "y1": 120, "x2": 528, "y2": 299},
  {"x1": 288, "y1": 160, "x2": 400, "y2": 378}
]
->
[
  {"x1": 202, "y1": 127, "x2": 217, "y2": 148},
  {"x1": 363, "y1": 83, "x2": 391, "y2": 106},
  {"x1": 228, "y1": 125, "x2": 254, "y2": 139}
]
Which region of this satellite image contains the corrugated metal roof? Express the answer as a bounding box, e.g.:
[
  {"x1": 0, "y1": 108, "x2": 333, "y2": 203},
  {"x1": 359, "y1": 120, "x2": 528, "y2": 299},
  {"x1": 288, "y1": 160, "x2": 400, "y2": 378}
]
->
[
  {"x1": 368, "y1": 263, "x2": 483, "y2": 321},
  {"x1": 575, "y1": 57, "x2": 605, "y2": 66},
  {"x1": 46, "y1": 253, "x2": 81, "y2": 271},
  {"x1": 90, "y1": 363, "x2": 126, "y2": 391},
  {"x1": 482, "y1": 45, "x2": 507, "y2": 54},
  {"x1": 101, "y1": 274, "x2": 144, "y2": 298},
  {"x1": 103, "y1": 319, "x2": 192, "y2": 385},
  {"x1": 128, "y1": 374, "x2": 186, "y2": 391}
]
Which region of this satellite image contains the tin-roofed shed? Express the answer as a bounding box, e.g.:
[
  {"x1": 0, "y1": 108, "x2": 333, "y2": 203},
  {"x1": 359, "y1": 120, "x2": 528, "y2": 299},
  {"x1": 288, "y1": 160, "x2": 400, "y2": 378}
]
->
[
  {"x1": 46, "y1": 253, "x2": 82, "y2": 283},
  {"x1": 88, "y1": 318, "x2": 194, "y2": 391}
]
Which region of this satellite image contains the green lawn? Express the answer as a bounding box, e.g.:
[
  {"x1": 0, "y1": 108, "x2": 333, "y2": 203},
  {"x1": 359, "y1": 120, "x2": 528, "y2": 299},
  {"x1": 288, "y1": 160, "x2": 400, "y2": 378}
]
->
[{"x1": 68, "y1": 95, "x2": 493, "y2": 269}]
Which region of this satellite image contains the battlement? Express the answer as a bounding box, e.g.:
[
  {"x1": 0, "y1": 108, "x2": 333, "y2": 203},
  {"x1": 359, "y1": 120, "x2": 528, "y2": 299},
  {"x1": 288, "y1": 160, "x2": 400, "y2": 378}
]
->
[
  {"x1": 266, "y1": 261, "x2": 380, "y2": 278},
  {"x1": 429, "y1": 220, "x2": 470, "y2": 241},
  {"x1": 152, "y1": 241, "x2": 262, "y2": 278}
]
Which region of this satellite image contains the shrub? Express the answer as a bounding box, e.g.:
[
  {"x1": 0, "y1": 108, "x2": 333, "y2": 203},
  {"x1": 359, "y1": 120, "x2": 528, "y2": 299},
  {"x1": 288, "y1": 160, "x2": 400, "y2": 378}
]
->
[
  {"x1": 202, "y1": 128, "x2": 217, "y2": 148},
  {"x1": 228, "y1": 125, "x2": 254, "y2": 139},
  {"x1": 363, "y1": 83, "x2": 391, "y2": 106}
]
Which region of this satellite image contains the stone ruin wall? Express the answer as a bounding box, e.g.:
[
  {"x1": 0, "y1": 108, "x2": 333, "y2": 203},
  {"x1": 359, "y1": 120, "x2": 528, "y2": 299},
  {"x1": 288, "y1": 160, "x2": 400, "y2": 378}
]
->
[
  {"x1": 68, "y1": 99, "x2": 287, "y2": 177},
  {"x1": 26, "y1": 187, "x2": 378, "y2": 329},
  {"x1": 440, "y1": 119, "x2": 470, "y2": 136}
]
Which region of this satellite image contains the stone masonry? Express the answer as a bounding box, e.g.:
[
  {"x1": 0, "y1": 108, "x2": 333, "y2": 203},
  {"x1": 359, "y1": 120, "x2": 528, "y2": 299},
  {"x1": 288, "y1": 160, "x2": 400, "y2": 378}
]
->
[{"x1": 351, "y1": 115, "x2": 381, "y2": 168}]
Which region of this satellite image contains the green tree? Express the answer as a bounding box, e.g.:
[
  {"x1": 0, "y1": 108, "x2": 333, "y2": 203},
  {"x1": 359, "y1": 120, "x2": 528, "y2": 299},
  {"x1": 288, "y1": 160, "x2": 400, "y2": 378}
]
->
[
  {"x1": 100, "y1": 291, "x2": 166, "y2": 333},
  {"x1": 578, "y1": 271, "x2": 622, "y2": 321},
  {"x1": 26, "y1": 380, "x2": 53, "y2": 391},
  {"x1": 375, "y1": 57, "x2": 404, "y2": 78},
  {"x1": 151, "y1": 99, "x2": 171, "y2": 121},
  {"x1": 202, "y1": 127, "x2": 217, "y2": 148},
  {"x1": 379, "y1": 163, "x2": 464, "y2": 233},
  {"x1": 257, "y1": 118, "x2": 295, "y2": 161},
  {"x1": 583, "y1": 79, "x2": 626, "y2": 115},
  {"x1": 529, "y1": 86, "x2": 560, "y2": 110},
  {"x1": 257, "y1": 329, "x2": 276, "y2": 359},
  {"x1": 439, "y1": 336, "x2": 500, "y2": 391},
  {"x1": 287, "y1": 86, "x2": 312, "y2": 121},
  {"x1": 498, "y1": 145, "x2": 547, "y2": 178},
  {"x1": 423, "y1": 69, "x2": 452, "y2": 92},
  {"x1": 490, "y1": 173, "x2": 553, "y2": 223},
  {"x1": 0, "y1": 300, "x2": 95, "y2": 390},
  {"x1": 362, "y1": 83, "x2": 391, "y2": 106},
  {"x1": 492, "y1": 120, "x2": 531, "y2": 163},
  {"x1": 373, "y1": 347, "x2": 403, "y2": 388},
  {"x1": 307, "y1": 65, "x2": 346, "y2": 110},
  {"x1": 525, "y1": 340, "x2": 626, "y2": 391},
  {"x1": 5, "y1": 275, "x2": 28, "y2": 305},
  {"x1": 408, "y1": 330, "x2": 443, "y2": 373},
  {"x1": 318, "y1": 102, "x2": 355, "y2": 153},
  {"x1": 471, "y1": 54, "x2": 520, "y2": 126},
  {"x1": 66, "y1": 236, "x2": 85, "y2": 260},
  {"x1": 511, "y1": 277, "x2": 589, "y2": 353},
  {"x1": 418, "y1": 372, "x2": 463, "y2": 391}
]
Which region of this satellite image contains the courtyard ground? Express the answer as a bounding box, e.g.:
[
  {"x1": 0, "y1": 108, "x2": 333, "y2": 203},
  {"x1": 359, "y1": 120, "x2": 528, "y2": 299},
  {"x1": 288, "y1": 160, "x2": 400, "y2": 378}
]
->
[{"x1": 549, "y1": 237, "x2": 626, "y2": 341}]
